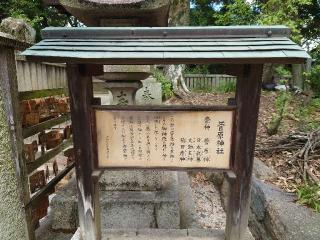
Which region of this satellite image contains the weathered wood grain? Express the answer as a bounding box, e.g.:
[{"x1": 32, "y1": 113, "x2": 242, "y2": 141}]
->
[
  {"x1": 26, "y1": 162, "x2": 75, "y2": 209},
  {"x1": 22, "y1": 114, "x2": 71, "y2": 138},
  {"x1": 225, "y1": 64, "x2": 264, "y2": 240},
  {"x1": 27, "y1": 138, "x2": 73, "y2": 174},
  {"x1": 67, "y1": 64, "x2": 101, "y2": 240},
  {"x1": 18, "y1": 88, "x2": 68, "y2": 101}
]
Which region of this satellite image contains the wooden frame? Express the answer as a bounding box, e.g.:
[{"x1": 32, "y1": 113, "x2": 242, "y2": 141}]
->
[
  {"x1": 20, "y1": 25, "x2": 308, "y2": 240},
  {"x1": 65, "y1": 62, "x2": 265, "y2": 240},
  {"x1": 92, "y1": 105, "x2": 237, "y2": 171}
]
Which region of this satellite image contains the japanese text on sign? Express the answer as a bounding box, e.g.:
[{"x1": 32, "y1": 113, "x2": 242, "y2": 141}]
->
[{"x1": 95, "y1": 110, "x2": 234, "y2": 169}]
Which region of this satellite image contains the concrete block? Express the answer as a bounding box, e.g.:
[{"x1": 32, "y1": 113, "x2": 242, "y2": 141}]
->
[
  {"x1": 50, "y1": 180, "x2": 78, "y2": 231},
  {"x1": 101, "y1": 200, "x2": 156, "y2": 229}
]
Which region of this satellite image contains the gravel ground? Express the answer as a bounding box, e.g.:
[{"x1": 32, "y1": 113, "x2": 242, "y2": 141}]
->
[{"x1": 189, "y1": 172, "x2": 226, "y2": 229}]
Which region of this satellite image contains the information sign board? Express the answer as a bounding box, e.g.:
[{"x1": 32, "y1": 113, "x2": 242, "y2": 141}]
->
[{"x1": 94, "y1": 107, "x2": 235, "y2": 169}]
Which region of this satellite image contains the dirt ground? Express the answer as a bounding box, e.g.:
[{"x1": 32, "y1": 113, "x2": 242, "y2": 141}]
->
[{"x1": 168, "y1": 90, "x2": 320, "y2": 192}]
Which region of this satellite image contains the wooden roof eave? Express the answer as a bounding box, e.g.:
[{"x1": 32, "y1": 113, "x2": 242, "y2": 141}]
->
[{"x1": 21, "y1": 26, "x2": 311, "y2": 65}]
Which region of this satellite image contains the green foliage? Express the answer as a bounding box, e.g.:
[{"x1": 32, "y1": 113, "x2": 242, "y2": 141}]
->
[
  {"x1": 193, "y1": 80, "x2": 236, "y2": 93},
  {"x1": 294, "y1": 97, "x2": 320, "y2": 130},
  {"x1": 305, "y1": 64, "x2": 320, "y2": 97},
  {"x1": 216, "y1": 81, "x2": 236, "y2": 93},
  {"x1": 193, "y1": 83, "x2": 214, "y2": 93},
  {"x1": 214, "y1": 0, "x2": 259, "y2": 25},
  {"x1": 310, "y1": 46, "x2": 320, "y2": 65},
  {"x1": 275, "y1": 65, "x2": 292, "y2": 78},
  {"x1": 297, "y1": 183, "x2": 320, "y2": 212},
  {"x1": 184, "y1": 65, "x2": 210, "y2": 74},
  {"x1": 190, "y1": 0, "x2": 220, "y2": 26},
  {"x1": 0, "y1": 0, "x2": 71, "y2": 41},
  {"x1": 153, "y1": 70, "x2": 174, "y2": 100},
  {"x1": 191, "y1": 0, "x2": 317, "y2": 46},
  {"x1": 267, "y1": 91, "x2": 291, "y2": 135},
  {"x1": 258, "y1": 0, "x2": 312, "y2": 43},
  {"x1": 298, "y1": 0, "x2": 320, "y2": 42}
]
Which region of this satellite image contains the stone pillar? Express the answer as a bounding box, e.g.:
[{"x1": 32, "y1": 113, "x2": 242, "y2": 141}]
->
[{"x1": 0, "y1": 43, "x2": 33, "y2": 240}]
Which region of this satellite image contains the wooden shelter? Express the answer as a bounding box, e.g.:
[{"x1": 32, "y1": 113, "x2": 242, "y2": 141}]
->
[{"x1": 22, "y1": 25, "x2": 310, "y2": 240}]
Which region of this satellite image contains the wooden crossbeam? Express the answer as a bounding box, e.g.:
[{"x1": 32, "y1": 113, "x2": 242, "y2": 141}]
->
[
  {"x1": 23, "y1": 114, "x2": 71, "y2": 138},
  {"x1": 27, "y1": 138, "x2": 73, "y2": 174}
]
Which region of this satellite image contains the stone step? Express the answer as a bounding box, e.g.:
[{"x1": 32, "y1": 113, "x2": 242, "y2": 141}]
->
[
  {"x1": 71, "y1": 228, "x2": 254, "y2": 240},
  {"x1": 50, "y1": 172, "x2": 181, "y2": 231}
]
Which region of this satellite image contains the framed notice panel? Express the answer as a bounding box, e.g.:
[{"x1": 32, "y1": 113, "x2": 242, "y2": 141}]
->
[{"x1": 93, "y1": 106, "x2": 236, "y2": 170}]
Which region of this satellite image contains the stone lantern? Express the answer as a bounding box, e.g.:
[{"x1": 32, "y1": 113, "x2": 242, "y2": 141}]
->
[{"x1": 45, "y1": 0, "x2": 183, "y2": 231}]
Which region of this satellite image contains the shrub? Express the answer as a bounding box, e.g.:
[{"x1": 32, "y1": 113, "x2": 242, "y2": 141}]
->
[
  {"x1": 305, "y1": 64, "x2": 320, "y2": 97},
  {"x1": 297, "y1": 183, "x2": 320, "y2": 213},
  {"x1": 153, "y1": 70, "x2": 173, "y2": 100},
  {"x1": 267, "y1": 91, "x2": 291, "y2": 135},
  {"x1": 275, "y1": 65, "x2": 292, "y2": 79},
  {"x1": 216, "y1": 81, "x2": 236, "y2": 93}
]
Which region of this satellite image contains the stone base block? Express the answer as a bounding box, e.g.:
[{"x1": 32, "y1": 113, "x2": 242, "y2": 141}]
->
[
  {"x1": 50, "y1": 172, "x2": 180, "y2": 231},
  {"x1": 99, "y1": 170, "x2": 170, "y2": 191},
  {"x1": 71, "y1": 228, "x2": 254, "y2": 240}
]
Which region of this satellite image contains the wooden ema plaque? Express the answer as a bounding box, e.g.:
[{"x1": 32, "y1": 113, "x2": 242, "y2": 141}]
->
[{"x1": 94, "y1": 107, "x2": 235, "y2": 170}]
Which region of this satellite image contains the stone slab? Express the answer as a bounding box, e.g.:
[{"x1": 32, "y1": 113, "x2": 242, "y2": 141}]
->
[
  {"x1": 99, "y1": 170, "x2": 168, "y2": 191},
  {"x1": 177, "y1": 172, "x2": 199, "y2": 228},
  {"x1": 250, "y1": 177, "x2": 320, "y2": 240},
  {"x1": 70, "y1": 228, "x2": 254, "y2": 240},
  {"x1": 51, "y1": 172, "x2": 180, "y2": 231}
]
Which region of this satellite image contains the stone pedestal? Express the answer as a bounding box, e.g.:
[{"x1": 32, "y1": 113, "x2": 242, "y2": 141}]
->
[
  {"x1": 92, "y1": 64, "x2": 181, "y2": 229},
  {"x1": 104, "y1": 81, "x2": 142, "y2": 105},
  {"x1": 51, "y1": 174, "x2": 180, "y2": 230}
]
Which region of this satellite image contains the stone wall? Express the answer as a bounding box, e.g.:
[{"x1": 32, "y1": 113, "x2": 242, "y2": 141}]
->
[{"x1": 0, "y1": 46, "x2": 30, "y2": 240}]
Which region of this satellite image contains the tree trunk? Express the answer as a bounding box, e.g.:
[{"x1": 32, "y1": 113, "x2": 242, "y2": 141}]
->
[
  {"x1": 164, "y1": 65, "x2": 190, "y2": 98},
  {"x1": 165, "y1": 0, "x2": 190, "y2": 97}
]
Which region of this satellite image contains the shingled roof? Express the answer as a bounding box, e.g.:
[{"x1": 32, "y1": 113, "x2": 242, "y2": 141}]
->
[{"x1": 22, "y1": 26, "x2": 310, "y2": 65}]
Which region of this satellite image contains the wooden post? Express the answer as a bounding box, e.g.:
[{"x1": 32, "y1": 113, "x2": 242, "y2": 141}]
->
[
  {"x1": 225, "y1": 64, "x2": 263, "y2": 240},
  {"x1": 66, "y1": 64, "x2": 101, "y2": 240},
  {"x1": 0, "y1": 47, "x2": 34, "y2": 239}
]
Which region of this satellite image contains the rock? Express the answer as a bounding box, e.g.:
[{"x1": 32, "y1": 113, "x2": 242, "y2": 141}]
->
[
  {"x1": 0, "y1": 17, "x2": 36, "y2": 44},
  {"x1": 250, "y1": 177, "x2": 320, "y2": 240},
  {"x1": 253, "y1": 158, "x2": 276, "y2": 180}
]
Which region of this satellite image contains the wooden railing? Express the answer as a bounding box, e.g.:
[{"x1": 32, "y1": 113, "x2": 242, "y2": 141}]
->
[
  {"x1": 16, "y1": 55, "x2": 74, "y2": 232},
  {"x1": 184, "y1": 74, "x2": 236, "y2": 90}
]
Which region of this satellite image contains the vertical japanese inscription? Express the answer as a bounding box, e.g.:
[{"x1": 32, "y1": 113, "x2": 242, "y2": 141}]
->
[{"x1": 96, "y1": 110, "x2": 234, "y2": 169}]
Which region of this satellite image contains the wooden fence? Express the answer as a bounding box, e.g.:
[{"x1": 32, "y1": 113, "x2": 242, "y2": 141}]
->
[
  {"x1": 16, "y1": 55, "x2": 67, "y2": 92},
  {"x1": 15, "y1": 54, "x2": 74, "y2": 235},
  {"x1": 184, "y1": 74, "x2": 236, "y2": 90}
]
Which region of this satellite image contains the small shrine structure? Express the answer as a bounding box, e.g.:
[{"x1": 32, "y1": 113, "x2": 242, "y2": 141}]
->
[{"x1": 22, "y1": 25, "x2": 309, "y2": 240}]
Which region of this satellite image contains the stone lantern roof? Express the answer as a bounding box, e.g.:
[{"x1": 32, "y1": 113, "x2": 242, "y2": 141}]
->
[{"x1": 43, "y1": 0, "x2": 170, "y2": 26}]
